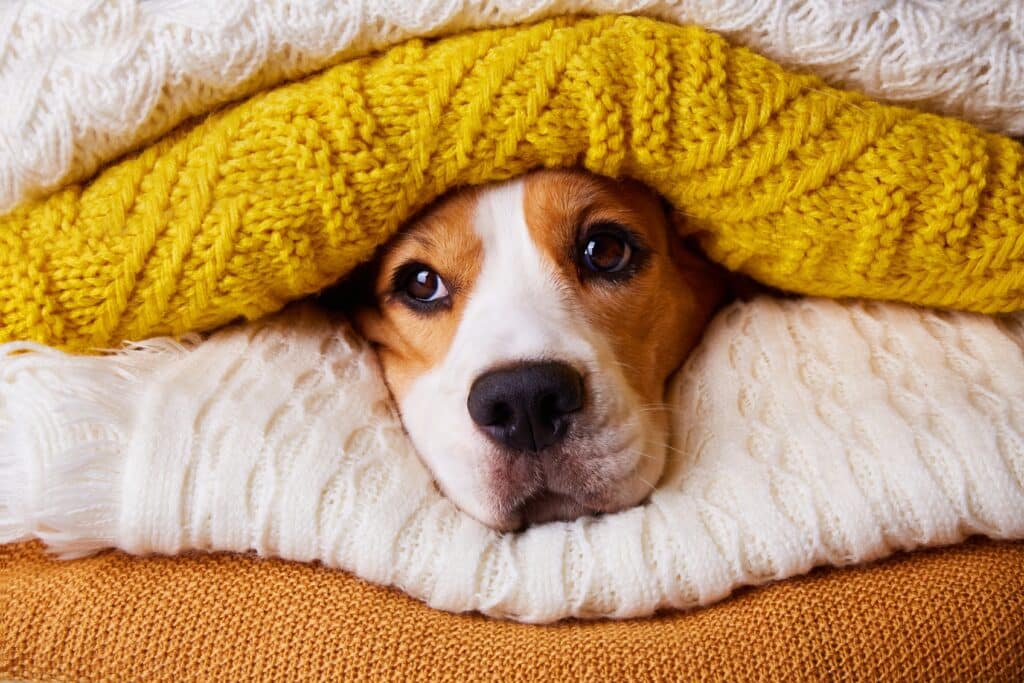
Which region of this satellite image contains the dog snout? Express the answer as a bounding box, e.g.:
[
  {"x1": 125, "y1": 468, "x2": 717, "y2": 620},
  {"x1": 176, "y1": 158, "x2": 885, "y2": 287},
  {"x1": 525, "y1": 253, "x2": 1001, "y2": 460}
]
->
[{"x1": 467, "y1": 361, "x2": 584, "y2": 453}]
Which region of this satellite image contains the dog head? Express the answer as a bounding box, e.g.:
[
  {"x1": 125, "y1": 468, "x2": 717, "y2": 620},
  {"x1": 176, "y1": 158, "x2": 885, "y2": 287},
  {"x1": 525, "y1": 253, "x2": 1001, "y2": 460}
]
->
[{"x1": 353, "y1": 169, "x2": 725, "y2": 530}]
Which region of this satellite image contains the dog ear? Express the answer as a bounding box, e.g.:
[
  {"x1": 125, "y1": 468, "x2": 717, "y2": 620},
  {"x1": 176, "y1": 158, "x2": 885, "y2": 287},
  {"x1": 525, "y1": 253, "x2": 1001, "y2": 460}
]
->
[
  {"x1": 317, "y1": 257, "x2": 378, "y2": 312},
  {"x1": 315, "y1": 256, "x2": 395, "y2": 347},
  {"x1": 662, "y1": 206, "x2": 731, "y2": 309},
  {"x1": 665, "y1": 205, "x2": 776, "y2": 303}
]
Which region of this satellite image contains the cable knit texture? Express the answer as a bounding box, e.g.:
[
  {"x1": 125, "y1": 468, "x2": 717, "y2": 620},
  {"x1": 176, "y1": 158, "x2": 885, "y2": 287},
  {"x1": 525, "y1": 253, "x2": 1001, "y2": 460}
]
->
[
  {"x1": 3, "y1": 300, "x2": 1022, "y2": 622},
  {"x1": 1, "y1": 1, "x2": 1022, "y2": 213},
  {"x1": 2, "y1": 16, "x2": 1024, "y2": 354}
]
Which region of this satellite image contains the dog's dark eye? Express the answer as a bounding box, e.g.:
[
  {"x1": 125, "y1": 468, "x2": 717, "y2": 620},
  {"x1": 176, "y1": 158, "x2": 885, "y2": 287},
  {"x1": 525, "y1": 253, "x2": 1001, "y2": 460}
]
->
[
  {"x1": 403, "y1": 267, "x2": 449, "y2": 302},
  {"x1": 582, "y1": 234, "x2": 631, "y2": 272},
  {"x1": 579, "y1": 224, "x2": 634, "y2": 274},
  {"x1": 389, "y1": 262, "x2": 452, "y2": 311}
]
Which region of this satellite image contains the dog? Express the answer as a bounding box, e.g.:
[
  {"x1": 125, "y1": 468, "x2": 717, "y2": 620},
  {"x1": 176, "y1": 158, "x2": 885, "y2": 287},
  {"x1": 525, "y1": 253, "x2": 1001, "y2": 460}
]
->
[{"x1": 348, "y1": 169, "x2": 727, "y2": 531}]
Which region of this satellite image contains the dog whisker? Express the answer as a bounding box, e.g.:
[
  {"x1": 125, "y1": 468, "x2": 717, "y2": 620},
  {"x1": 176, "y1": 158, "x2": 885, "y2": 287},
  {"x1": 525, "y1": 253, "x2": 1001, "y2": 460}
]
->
[
  {"x1": 610, "y1": 359, "x2": 642, "y2": 373},
  {"x1": 634, "y1": 405, "x2": 671, "y2": 414}
]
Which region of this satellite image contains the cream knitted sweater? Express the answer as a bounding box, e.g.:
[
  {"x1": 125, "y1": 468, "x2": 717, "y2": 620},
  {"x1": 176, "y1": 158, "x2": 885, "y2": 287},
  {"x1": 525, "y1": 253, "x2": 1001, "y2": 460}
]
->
[
  {"x1": 3, "y1": 299, "x2": 1022, "y2": 622},
  {"x1": 1, "y1": 0, "x2": 1021, "y2": 212}
]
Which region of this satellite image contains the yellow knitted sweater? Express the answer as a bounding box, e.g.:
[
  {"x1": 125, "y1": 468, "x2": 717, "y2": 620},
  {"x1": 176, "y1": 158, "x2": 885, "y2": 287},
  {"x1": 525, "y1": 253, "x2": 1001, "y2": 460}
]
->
[{"x1": 1, "y1": 16, "x2": 1022, "y2": 351}]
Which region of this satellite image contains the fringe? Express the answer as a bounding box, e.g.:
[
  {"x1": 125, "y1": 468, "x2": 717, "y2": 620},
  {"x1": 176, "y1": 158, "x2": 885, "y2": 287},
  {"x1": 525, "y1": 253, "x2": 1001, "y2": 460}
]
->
[{"x1": 0, "y1": 337, "x2": 196, "y2": 558}]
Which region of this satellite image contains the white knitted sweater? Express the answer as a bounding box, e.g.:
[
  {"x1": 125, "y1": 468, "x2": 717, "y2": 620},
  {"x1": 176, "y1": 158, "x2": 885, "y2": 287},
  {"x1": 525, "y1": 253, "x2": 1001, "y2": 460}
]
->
[
  {"x1": 2, "y1": 0, "x2": 1023, "y2": 624},
  {"x1": 3, "y1": 300, "x2": 1022, "y2": 622},
  {"x1": 1, "y1": 0, "x2": 1021, "y2": 212}
]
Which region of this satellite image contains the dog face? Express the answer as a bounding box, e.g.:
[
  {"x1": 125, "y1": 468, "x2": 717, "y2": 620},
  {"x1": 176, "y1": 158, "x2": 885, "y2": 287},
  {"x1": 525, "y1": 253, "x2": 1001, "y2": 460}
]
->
[{"x1": 354, "y1": 169, "x2": 724, "y2": 530}]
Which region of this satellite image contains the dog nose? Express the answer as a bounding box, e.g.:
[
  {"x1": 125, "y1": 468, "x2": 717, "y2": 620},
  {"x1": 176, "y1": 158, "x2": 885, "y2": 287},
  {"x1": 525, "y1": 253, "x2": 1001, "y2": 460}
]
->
[{"x1": 467, "y1": 361, "x2": 584, "y2": 453}]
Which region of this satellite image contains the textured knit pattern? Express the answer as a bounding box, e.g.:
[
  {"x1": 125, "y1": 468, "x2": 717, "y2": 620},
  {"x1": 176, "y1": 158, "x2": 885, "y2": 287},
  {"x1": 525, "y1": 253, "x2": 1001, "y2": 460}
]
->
[
  {"x1": 2, "y1": 537, "x2": 1023, "y2": 681},
  {"x1": 2, "y1": 1, "x2": 1023, "y2": 213},
  {"x1": 2, "y1": 17, "x2": 1023, "y2": 354},
  {"x1": 3, "y1": 299, "x2": 1023, "y2": 622}
]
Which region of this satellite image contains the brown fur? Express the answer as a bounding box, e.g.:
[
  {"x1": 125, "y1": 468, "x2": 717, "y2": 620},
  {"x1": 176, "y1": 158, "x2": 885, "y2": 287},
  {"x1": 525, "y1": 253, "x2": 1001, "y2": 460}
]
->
[
  {"x1": 522, "y1": 170, "x2": 724, "y2": 411},
  {"x1": 355, "y1": 187, "x2": 483, "y2": 400},
  {"x1": 359, "y1": 170, "x2": 724, "y2": 408},
  {"x1": 352, "y1": 169, "x2": 727, "y2": 528}
]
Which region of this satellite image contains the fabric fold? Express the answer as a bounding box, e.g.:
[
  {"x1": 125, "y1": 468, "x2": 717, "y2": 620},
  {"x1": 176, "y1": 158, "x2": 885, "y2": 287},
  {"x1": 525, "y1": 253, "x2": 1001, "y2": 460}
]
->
[
  {"x1": 2, "y1": 17, "x2": 1023, "y2": 354},
  {"x1": 2, "y1": 1, "x2": 1021, "y2": 213},
  {"x1": 3, "y1": 299, "x2": 1022, "y2": 622}
]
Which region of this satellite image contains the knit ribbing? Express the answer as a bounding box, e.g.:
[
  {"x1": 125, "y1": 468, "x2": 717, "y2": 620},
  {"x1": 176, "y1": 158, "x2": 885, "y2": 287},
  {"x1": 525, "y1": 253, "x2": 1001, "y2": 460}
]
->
[
  {"x1": 1, "y1": 16, "x2": 1022, "y2": 352},
  {"x1": 1, "y1": 1, "x2": 1022, "y2": 213}
]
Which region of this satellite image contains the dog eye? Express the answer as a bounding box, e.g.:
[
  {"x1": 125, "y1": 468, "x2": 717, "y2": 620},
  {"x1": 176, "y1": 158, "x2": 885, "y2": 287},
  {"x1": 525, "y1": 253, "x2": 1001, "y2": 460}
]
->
[
  {"x1": 404, "y1": 267, "x2": 450, "y2": 302},
  {"x1": 580, "y1": 228, "x2": 633, "y2": 274}
]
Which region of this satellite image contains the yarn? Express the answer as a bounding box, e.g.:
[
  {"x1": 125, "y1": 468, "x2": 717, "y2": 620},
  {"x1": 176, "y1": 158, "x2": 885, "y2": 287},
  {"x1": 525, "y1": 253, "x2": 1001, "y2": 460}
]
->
[
  {"x1": 2, "y1": 1, "x2": 1022, "y2": 213},
  {"x1": 1, "y1": 16, "x2": 1022, "y2": 351}
]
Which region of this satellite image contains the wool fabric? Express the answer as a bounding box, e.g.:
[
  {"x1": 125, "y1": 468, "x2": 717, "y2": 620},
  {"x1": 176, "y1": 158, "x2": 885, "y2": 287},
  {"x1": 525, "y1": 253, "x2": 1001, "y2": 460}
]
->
[
  {"x1": 1, "y1": 16, "x2": 1023, "y2": 353},
  {"x1": 2, "y1": 1, "x2": 1022, "y2": 214},
  {"x1": 2, "y1": 539, "x2": 1022, "y2": 682},
  {"x1": 3, "y1": 299, "x2": 1023, "y2": 622}
]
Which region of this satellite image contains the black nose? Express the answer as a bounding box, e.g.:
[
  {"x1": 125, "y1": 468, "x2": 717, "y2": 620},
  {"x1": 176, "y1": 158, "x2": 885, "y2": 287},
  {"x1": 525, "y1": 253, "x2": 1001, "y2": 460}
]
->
[{"x1": 467, "y1": 361, "x2": 584, "y2": 453}]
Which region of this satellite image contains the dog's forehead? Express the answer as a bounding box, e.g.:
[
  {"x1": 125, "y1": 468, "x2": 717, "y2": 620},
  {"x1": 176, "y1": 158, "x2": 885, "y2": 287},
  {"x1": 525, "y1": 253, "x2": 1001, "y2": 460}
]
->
[
  {"x1": 472, "y1": 171, "x2": 666, "y2": 261},
  {"x1": 470, "y1": 178, "x2": 541, "y2": 274},
  {"x1": 388, "y1": 170, "x2": 665, "y2": 278}
]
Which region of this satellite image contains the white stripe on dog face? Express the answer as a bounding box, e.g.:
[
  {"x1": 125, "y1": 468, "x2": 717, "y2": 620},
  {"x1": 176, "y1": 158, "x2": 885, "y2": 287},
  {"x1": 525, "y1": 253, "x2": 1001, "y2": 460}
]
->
[
  {"x1": 449, "y1": 178, "x2": 597, "y2": 371},
  {"x1": 397, "y1": 178, "x2": 611, "y2": 527}
]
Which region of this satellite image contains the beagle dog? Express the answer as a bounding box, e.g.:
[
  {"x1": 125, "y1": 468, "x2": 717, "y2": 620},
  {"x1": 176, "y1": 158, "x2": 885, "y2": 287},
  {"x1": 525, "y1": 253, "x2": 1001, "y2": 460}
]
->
[{"x1": 350, "y1": 169, "x2": 727, "y2": 530}]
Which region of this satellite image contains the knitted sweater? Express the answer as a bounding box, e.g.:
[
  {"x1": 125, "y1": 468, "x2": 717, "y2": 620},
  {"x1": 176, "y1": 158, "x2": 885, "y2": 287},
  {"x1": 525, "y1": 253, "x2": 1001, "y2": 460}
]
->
[
  {"x1": 3, "y1": 539, "x2": 1022, "y2": 681},
  {"x1": 3, "y1": 299, "x2": 1022, "y2": 621},
  {"x1": 1, "y1": 17, "x2": 1022, "y2": 355},
  {"x1": 2, "y1": 1, "x2": 1021, "y2": 213}
]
